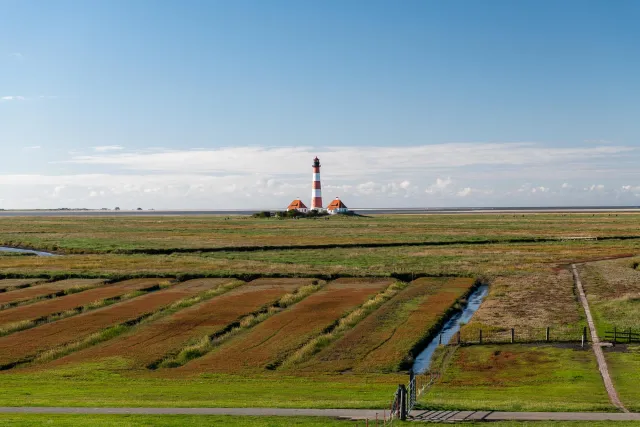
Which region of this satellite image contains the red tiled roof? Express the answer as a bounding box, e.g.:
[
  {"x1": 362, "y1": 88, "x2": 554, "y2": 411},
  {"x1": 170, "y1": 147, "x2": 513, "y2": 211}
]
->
[
  {"x1": 327, "y1": 198, "x2": 347, "y2": 209},
  {"x1": 287, "y1": 199, "x2": 308, "y2": 210}
]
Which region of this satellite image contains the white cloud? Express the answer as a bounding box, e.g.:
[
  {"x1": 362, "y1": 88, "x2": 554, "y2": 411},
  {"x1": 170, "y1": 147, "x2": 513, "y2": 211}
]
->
[
  {"x1": 531, "y1": 186, "x2": 549, "y2": 193},
  {"x1": 1, "y1": 96, "x2": 26, "y2": 101},
  {"x1": 9, "y1": 53, "x2": 23, "y2": 60},
  {"x1": 586, "y1": 184, "x2": 605, "y2": 191},
  {"x1": 63, "y1": 143, "x2": 635, "y2": 178},
  {"x1": 457, "y1": 187, "x2": 472, "y2": 197},
  {"x1": 425, "y1": 177, "x2": 453, "y2": 194},
  {"x1": 23, "y1": 146, "x2": 41, "y2": 151},
  {"x1": 93, "y1": 145, "x2": 124, "y2": 152},
  {"x1": 1, "y1": 142, "x2": 639, "y2": 209}
]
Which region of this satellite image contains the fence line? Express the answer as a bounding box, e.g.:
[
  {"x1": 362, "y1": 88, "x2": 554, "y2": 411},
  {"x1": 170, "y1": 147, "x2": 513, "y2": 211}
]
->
[
  {"x1": 451, "y1": 326, "x2": 589, "y2": 346},
  {"x1": 604, "y1": 327, "x2": 640, "y2": 345}
]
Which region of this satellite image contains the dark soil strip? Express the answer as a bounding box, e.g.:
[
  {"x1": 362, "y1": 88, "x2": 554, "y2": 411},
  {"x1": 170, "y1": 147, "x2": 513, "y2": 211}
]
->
[
  {"x1": 5, "y1": 235, "x2": 640, "y2": 255},
  {"x1": 0, "y1": 272, "x2": 469, "y2": 282}
]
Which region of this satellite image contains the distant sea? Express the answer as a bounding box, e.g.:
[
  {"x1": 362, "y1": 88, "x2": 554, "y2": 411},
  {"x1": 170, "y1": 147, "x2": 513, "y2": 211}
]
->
[{"x1": 1, "y1": 206, "x2": 640, "y2": 217}]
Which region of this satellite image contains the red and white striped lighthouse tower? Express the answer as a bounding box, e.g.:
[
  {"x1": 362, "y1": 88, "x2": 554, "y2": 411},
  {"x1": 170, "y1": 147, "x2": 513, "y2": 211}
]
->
[{"x1": 311, "y1": 156, "x2": 323, "y2": 210}]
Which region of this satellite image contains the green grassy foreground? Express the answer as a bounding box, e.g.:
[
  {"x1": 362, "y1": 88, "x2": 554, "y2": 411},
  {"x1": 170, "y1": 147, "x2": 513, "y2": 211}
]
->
[
  {"x1": 0, "y1": 362, "x2": 403, "y2": 408},
  {"x1": 421, "y1": 345, "x2": 613, "y2": 412},
  {"x1": 605, "y1": 346, "x2": 640, "y2": 412},
  {"x1": 0, "y1": 415, "x2": 356, "y2": 427},
  {"x1": 0, "y1": 415, "x2": 638, "y2": 427}
]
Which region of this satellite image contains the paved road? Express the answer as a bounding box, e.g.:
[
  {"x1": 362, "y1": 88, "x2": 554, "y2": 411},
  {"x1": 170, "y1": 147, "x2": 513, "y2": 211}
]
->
[
  {"x1": 411, "y1": 410, "x2": 640, "y2": 422},
  {"x1": 0, "y1": 407, "x2": 639, "y2": 422},
  {"x1": 572, "y1": 264, "x2": 627, "y2": 412}
]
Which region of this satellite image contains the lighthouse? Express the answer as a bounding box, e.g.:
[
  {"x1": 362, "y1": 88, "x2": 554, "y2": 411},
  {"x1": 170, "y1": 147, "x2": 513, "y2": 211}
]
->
[{"x1": 311, "y1": 157, "x2": 323, "y2": 210}]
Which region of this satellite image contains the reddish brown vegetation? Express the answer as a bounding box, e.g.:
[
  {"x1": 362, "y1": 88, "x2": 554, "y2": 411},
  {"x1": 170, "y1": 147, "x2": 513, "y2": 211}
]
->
[
  {"x1": 0, "y1": 278, "x2": 162, "y2": 326},
  {"x1": 181, "y1": 278, "x2": 394, "y2": 374},
  {"x1": 0, "y1": 279, "x2": 104, "y2": 305},
  {"x1": 0, "y1": 279, "x2": 44, "y2": 291},
  {"x1": 298, "y1": 278, "x2": 474, "y2": 373},
  {"x1": 48, "y1": 278, "x2": 308, "y2": 368},
  {"x1": 0, "y1": 279, "x2": 206, "y2": 366}
]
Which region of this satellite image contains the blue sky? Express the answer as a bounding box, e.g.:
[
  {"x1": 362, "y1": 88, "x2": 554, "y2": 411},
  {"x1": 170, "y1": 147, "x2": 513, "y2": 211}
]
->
[{"x1": 1, "y1": 0, "x2": 640, "y2": 209}]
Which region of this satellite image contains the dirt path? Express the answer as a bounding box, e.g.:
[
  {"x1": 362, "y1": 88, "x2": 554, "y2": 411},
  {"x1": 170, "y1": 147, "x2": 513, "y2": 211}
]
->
[{"x1": 571, "y1": 264, "x2": 628, "y2": 413}]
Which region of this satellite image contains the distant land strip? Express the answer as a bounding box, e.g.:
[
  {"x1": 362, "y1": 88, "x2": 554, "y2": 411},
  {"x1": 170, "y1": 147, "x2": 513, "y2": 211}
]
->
[
  {"x1": 105, "y1": 235, "x2": 640, "y2": 254},
  {"x1": 3, "y1": 235, "x2": 640, "y2": 256}
]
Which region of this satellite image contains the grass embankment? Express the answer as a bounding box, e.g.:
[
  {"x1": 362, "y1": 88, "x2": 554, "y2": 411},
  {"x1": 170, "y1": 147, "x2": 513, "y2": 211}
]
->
[
  {"x1": 0, "y1": 417, "x2": 637, "y2": 427},
  {"x1": 422, "y1": 345, "x2": 612, "y2": 412},
  {"x1": 0, "y1": 363, "x2": 404, "y2": 408},
  {"x1": 0, "y1": 414, "x2": 361, "y2": 427},
  {"x1": 1, "y1": 213, "x2": 640, "y2": 254},
  {"x1": 1, "y1": 416, "x2": 638, "y2": 427}
]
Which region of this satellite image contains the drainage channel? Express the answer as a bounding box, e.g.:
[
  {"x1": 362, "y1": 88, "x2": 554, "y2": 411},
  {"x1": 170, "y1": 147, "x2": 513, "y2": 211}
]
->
[
  {"x1": 0, "y1": 247, "x2": 56, "y2": 257},
  {"x1": 412, "y1": 284, "x2": 489, "y2": 374}
]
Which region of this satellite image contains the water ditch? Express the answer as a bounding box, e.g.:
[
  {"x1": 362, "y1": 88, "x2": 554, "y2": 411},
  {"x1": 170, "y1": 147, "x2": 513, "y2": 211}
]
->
[
  {"x1": 0, "y1": 247, "x2": 56, "y2": 257},
  {"x1": 412, "y1": 284, "x2": 489, "y2": 374}
]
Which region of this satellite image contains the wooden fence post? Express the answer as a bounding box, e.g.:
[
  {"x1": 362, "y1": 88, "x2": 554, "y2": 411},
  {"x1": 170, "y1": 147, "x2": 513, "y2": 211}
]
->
[
  {"x1": 457, "y1": 331, "x2": 461, "y2": 345},
  {"x1": 479, "y1": 329, "x2": 483, "y2": 344},
  {"x1": 439, "y1": 333, "x2": 442, "y2": 345},
  {"x1": 629, "y1": 329, "x2": 632, "y2": 344},
  {"x1": 614, "y1": 327, "x2": 617, "y2": 346},
  {"x1": 511, "y1": 328, "x2": 515, "y2": 344},
  {"x1": 546, "y1": 327, "x2": 550, "y2": 342}
]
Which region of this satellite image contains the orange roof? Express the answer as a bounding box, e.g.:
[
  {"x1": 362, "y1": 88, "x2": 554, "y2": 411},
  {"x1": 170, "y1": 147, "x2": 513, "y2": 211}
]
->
[
  {"x1": 287, "y1": 199, "x2": 308, "y2": 210},
  {"x1": 327, "y1": 198, "x2": 348, "y2": 209}
]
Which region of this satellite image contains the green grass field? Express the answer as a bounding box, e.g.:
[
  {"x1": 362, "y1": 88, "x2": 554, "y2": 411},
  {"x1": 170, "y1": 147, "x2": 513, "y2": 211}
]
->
[
  {"x1": 0, "y1": 361, "x2": 403, "y2": 408},
  {"x1": 421, "y1": 345, "x2": 612, "y2": 412},
  {"x1": 0, "y1": 213, "x2": 639, "y2": 415},
  {"x1": 0, "y1": 415, "x2": 638, "y2": 426},
  {"x1": 0, "y1": 214, "x2": 639, "y2": 254}
]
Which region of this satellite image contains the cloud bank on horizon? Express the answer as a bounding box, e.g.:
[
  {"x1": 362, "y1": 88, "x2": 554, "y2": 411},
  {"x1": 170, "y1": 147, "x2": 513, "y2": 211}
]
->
[{"x1": 0, "y1": 142, "x2": 638, "y2": 209}]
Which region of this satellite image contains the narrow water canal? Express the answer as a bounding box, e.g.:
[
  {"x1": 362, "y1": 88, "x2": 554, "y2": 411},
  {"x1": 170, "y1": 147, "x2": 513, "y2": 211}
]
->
[
  {"x1": 0, "y1": 247, "x2": 56, "y2": 256},
  {"x1": 412, "y1": 284, "x2": 489, "y2": 374}
]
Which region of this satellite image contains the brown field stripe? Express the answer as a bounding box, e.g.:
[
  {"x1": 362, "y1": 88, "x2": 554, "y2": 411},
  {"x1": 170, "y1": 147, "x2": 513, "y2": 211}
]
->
[
  {"x1": 0, "y1": 279, "x2": 104, "y2": 306},
  {"x1": 295, "y1": 277, "x2": 475, "y2": 373},
  {"x1": 0, "y1": 279, "x2": 164, "y2": 327},
  {"x1": 0, "y1": 279, "x2": 44, "y2": 293},
  {"x1": 0, "y1": 279, "x2": 218, "y2": 368},
  {"x1": 45, "y1": 279, "x2": 311, "y2": 369},
  {"x1": 180, "y1": 278, "x2": 394, "y2": 374}
]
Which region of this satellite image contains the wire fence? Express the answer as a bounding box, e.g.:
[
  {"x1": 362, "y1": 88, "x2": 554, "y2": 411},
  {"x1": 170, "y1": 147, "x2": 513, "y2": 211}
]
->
[
  {"x1": 604, "y1": 327, "x2": 640, "y2": 344},
  {"x1": 386, "y1": 345, "x2": 458, "y2": 424},
  {"x1": 454, "y1": 326, "x2": 589, "y2": 345}
]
